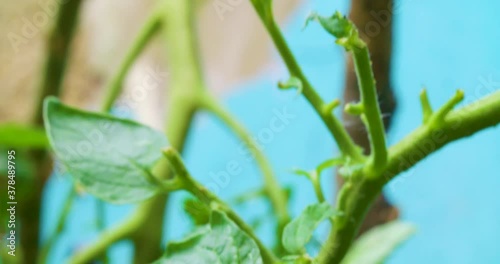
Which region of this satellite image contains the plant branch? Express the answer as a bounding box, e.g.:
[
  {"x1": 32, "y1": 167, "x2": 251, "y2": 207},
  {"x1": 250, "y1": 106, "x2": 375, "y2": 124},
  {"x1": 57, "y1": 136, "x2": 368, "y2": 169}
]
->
[
  {"x1": 67, "y1": 0, "x2": 202, "y2": 262},
  {"x1": 26, "y1": 1, "x2": 82, "y2": 263},
  {"x1": 384, "y1": 90, "x2": 499, "y2": 182},
  {"x1": 311, "y1": 173, "x2": 326, "y2": 203},
  {"x1": 70, "y1": 9, "x2": 163, "y2": 263},
  {"x1": 427, "y1": 89, "x2": 464, "y2": 128},
  {"x1": 100, "y1": 9, "x2": 163, "y2": 112},
  {"x1": 317, "y1": 90, "x2": 500, "y2": 263},
  {"x1": 309, "y1": 11, "x2": 389, "y2": 175},
  {"x1": 33, "y1": 0, "x2": 83, "y2": 125},
  {"x1": 199, "y1": 94, "x2": 290, "y2": 254},
  {"x1": 419, "y1": 89, "x2": 433, "y2": 124},
  {"x1": 162, "y1": 148, "x2": 278, "y2": 264},
  {"x1": 249, "y1": 1, "x2": 363, "y2": 161},
  {"x1": 350, "y1": 46, "x2": 388, "y2": 175}
]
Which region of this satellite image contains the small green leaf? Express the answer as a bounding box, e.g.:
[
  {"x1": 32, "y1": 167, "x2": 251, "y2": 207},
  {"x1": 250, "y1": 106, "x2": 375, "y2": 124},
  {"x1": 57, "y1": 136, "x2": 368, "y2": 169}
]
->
[
  {"x1": 282, "y1": 202, "x2": 336, "y2": 254},
  {"x1": 0, "y1": 123, "x2": 49, "y2": 148},
  {"x1": 43, "y1": 97, "x2": 169, "y2": 203},
  {"x1": 341, "y1": 221, "x2": 416, "y2": 264},
  {"x1": 306, "y1": 11, "x2": 352, "y2": 39},
  {"x1": 154, "y1": 210, "x2": 263, "y2": 264},
  {"x1": 306, "y1": 11, "x2": 365, "y2": 50}
]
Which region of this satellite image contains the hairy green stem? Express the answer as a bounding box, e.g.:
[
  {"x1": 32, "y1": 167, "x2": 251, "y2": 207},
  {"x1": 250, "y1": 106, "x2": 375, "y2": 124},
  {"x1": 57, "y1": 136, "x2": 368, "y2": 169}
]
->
[
  {"x1": 350, "y1": 46, "x2": 388, "y2": 175},
  {"x1": 199, "y1": 94, "x2": 290, "y2": 254},
  {"x1": 317, "y1": 90, "x2": 500, "y2": 263},
  {"x1": 162, "y1": 148, "x2": 278, "y2": 264},
  {"x1": 249, "y1": 3, "x2": 363, "y2": 161}
]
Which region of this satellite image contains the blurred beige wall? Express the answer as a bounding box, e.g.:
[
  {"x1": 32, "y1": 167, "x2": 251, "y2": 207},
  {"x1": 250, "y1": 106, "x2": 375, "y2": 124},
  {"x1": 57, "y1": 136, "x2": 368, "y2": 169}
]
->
[{"x1": 0, "y1": 0, "x2": 302, "y2": 128}]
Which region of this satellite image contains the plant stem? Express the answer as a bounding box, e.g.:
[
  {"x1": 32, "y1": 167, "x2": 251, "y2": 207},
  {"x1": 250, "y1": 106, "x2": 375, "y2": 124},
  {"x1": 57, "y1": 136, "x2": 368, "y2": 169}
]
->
[
  {"x1": 419, "y1": 89, "x2": 433, "y2": 124},
  {"x1": 350, "y1": 46, "x2": 388, "y2": 175},
  {"x1": 68, "y1": 0, "x2": 202, "y2": 262},
  {"x1": 100, "y1": 9, "x2": 163, "y2": 112},
  {"x1": 161, "y1": 0, "x2": 204, "y2": 94},
  {"x1": 162, "y1": 148, "x2": 278, "y2": 264},
  {"x1": 33, "y1": 0, "x2": 83, "y2": 125},
  {"x1": 312, "y1": 175, "x2": 326, "y2": 203},
  {"x1": 132, "y1": 0, "x2": 204, "y2": 261},
  {"x1": 317, "y1": 90, "x2": 500, "y2": 263},
  {"x1": 164, "y1": 0, "x2": 289, "y2": 257},
  {"x1": 38, "y1": 187, "x2": 76, "y2": 264},
  {"x1": 95, "y1": 200, "x2": 108, "y2": 264},
  {"x1": 27, "y1": 1, "x2": 83, "y2": 263},
  {"x1": 68, "y1": 208, "x2": 145, "y2": 264},
  {"x1": 87, "y1": 10, "x2": 163, "y2": 263},
  {"x1": 384, "y1": 90, "x2": 500, "y2": 182},
  {"x1": 199, "y1": 94, "x2": 290, "y2": 254},
  {"x1": 249, "y1": 4, "x2": 363, "y2": 161}
]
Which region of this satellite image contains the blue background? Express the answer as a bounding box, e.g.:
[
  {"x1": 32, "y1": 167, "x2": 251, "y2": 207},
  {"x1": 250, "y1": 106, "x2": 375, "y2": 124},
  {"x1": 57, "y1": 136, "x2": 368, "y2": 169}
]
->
[{"x1": 42, "y1": 0, "x2": 500, "y2": 263}]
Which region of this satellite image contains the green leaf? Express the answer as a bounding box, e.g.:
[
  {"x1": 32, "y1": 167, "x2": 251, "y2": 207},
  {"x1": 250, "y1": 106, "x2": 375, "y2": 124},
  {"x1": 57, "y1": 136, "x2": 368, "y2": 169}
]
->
[
  {"x1": 282, "y1": 202, "x2": 336, "y2": 254},
  {"x1": 154, "y1": 210, "x2": 263, "y2": 264},
  {"x1": 0, "y1": 123, "x2": 49, "y2": 148},
  {"x1": 306, "y1": 11, "x2": 352, "y2": 39},
  {"x1": 341, "y1": 221, "x2": 416, "y2": 264},
  {"x1": 306, "y1": 11, "x2": 365, "y2": 50},
  {"x1": 43, "y1": 97, "x2": 169, "y2": 204}
]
